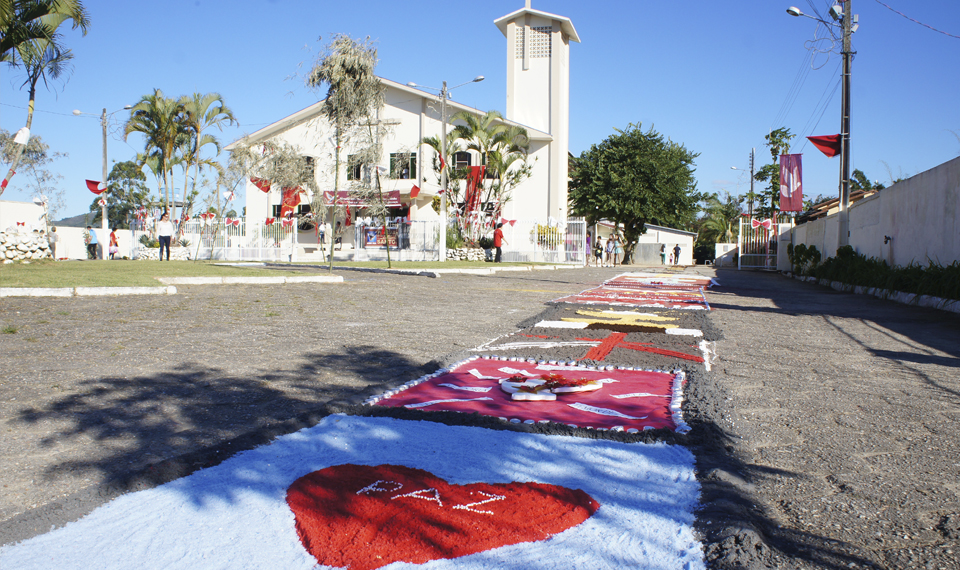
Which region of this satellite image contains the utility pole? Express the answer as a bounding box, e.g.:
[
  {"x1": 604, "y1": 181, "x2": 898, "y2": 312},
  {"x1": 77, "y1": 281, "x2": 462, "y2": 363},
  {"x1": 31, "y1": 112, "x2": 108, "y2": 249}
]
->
[
  {"x1": 439, "y1": 81, "x2": 448, "y2": 263},
  {"x1": 749, "y1": 147, "x2": 755, "y2": 218},
  {"x1": 838, "y1": 0, "x2": 853, "y2": 249}
]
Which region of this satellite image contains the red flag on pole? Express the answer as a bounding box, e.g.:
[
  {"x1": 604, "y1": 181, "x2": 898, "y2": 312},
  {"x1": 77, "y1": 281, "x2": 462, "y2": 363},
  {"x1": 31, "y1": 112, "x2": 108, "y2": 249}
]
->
[
  {"x1": 464, "y1": 166, "x2": 485, "y2": 214},
  {"x1": 779, "y1": 154, "x2": 804, "y2": 212},
  {"x1": 86, "y1": 180, "x2": 105, "y2": 195},
  {"x1": 807, "y1": 135, "x2": 842, "y2": 158},
  {"x1": 280, "y1": 187, "x2": 303, "y2": 217},
  {"x1": 409, "y1": 185, "x2": 420, "y2": 198},
  {"x1": 250, "y1": 177, "x2": 271, "y2": 193}
]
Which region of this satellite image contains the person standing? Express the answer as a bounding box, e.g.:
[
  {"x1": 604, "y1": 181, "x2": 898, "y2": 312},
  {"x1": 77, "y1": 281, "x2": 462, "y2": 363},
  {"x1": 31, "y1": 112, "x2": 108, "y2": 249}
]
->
[
  {"x1": 614, "y1": 234, "x2": 624, "y2": 266},
  {"x1": 84, "y1": 226, "x2": 98, "y2": 260},
  {"x1": 594, "y1": 236, "x2": 604, "y2": 266},
  {"x1": 108, "y1": 228, "x2": 119, "y2": 260},
  {"x1": 604, "y1": 235, "x2": 614, "y2": 267},
  {"x1": 585, "y1": 230, "x2": 593, "y2": 266},
  {"x1": 660, "y1": 244, "x2": 667, "y2": 265},
  {"x1": 493, "y1": 222, "x2": 508, "y2": 263},
  {"x1": 157, "y1": 212, "x2": 174, "y2": 261},
  {"x1": 673, "y1": 244, "x2": 681, "y2": 266},
  {"x1": 48, "y1": 227, "x2": 59, "y2": 260}
]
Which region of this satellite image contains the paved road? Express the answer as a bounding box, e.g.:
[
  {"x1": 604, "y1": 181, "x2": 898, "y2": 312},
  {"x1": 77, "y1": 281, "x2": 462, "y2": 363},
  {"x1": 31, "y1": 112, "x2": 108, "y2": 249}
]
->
[
  {"x1": 699, "y1": 268, "x2": 960, "y2": 570},
  {"x1": 2, "y1": 265, "x2": 959, "y2": 569}
]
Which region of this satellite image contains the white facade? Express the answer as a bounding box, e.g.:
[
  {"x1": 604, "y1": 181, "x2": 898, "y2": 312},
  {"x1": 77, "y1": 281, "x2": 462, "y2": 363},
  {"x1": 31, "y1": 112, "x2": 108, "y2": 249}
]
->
[{"x1": 227, "y1": 3, "x2": 578, "y2": 229}]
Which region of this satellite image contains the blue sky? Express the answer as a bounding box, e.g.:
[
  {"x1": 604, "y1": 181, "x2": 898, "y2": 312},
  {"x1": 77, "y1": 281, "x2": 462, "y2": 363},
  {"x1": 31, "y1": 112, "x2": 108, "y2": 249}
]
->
[{"x1": 2, "y1": 0, "x2": 959, "y2": 219}]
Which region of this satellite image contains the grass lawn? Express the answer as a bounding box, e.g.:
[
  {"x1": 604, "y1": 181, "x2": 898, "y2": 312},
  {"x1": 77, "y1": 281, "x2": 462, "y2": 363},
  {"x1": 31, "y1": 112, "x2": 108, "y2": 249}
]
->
[
  {"x1": 0, "y1": 259, "x2": 558, "y2": 288},
  {"x1": 0, "y1": 260, "x2": 320, "y2": 288}
]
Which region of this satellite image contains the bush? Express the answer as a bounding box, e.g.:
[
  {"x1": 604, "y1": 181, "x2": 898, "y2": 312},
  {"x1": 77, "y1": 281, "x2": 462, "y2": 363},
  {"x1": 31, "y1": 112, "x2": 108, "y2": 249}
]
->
[
  {"x1": 788, "y1": 243, "x2": 821, "y2": 275},
  {"x1": 178, "y1": 238, "x2": 190, "y2": 248},
  {"x1": 138, "y1": 234, "x2": 159, "y2": 248},
  {"x1": 810, "y1": 246, "x2": 960, "y2": 301}
]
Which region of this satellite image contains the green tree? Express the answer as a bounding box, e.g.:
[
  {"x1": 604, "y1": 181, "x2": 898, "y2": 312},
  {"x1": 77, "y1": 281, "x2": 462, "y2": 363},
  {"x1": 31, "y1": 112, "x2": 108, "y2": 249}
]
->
[
  {"x1": 179, "y1": 92, "x2": 236, "y2": 211},
  {"x1": 752, "y1": 127, "x2": 795, "y2": 218},
  {"x1": 87, "y1": 160, "x2": 151, "y2": 229},
  {"x1": 699, "y1": 190, "x2": 743, "y2": 244},
  {"x1": 124, "y1": 89, "x2": 187, "y2": 219},
  {"x1": 849, "y1": 168, "x2": 884, "y2": 193},
  {"x1": 1, "y1": 0, "x2": 86, "y2": 196},
  {"x1": 569, "y1": 123, "x2": 700, "y2": 263},
  {"x1": 0, "y1": 0, "x2": 88, "y2": 65},
  {"x1": 448, "y1": 110, "x2": 532, "y2": 241},
  {"x1": 306, "y1": 34, "x2": 384, "y2": 269},
  {"x1": 0, "y1": 128, "x2": 65, "y2": 219}
]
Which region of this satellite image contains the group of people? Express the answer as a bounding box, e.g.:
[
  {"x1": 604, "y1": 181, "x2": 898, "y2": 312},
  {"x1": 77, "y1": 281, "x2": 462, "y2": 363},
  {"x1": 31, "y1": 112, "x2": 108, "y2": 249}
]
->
[
  {"x1": 585, "y1": 230, "x2": 684, "y2": 267},
  {"x1": 586, "y1": 231, "x2": 625, "y2": 267},
  {"x1": 80, "y1": 211, "x2": 177, "y2": 261},
  {"x1": 660, "y1": 243, "x2": 682, "y2": 265}
]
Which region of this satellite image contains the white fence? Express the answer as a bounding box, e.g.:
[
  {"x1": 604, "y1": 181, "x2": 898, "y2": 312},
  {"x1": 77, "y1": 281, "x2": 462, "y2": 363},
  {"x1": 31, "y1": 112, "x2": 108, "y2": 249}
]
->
[
  {"x1": 130, "y1": 217, "x2": 587, "y2": 264},
  {"x1": 500, "y1": 219, "x2": 587, "y2": 264}
]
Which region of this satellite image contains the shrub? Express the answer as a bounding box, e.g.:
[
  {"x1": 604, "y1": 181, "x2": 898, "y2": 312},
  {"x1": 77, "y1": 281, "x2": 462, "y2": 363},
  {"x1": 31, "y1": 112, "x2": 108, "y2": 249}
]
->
[
  {"x1": 809, "y1": 248, "x2": 960, "y2": 301},
  {"x1": 138, "y1": 235, "x2": 159, "y2": 248}
]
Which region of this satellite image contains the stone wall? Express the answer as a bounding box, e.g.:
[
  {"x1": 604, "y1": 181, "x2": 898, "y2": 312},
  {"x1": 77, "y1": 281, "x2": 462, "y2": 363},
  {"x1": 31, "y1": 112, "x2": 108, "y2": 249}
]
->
[
  {"x1": 446, "y1": 247, "x2": 490, "y2": 262},
  {"x1": 1, "y1": 230, "x2": 52, "y2": 263},
  {"x1": 136, "y1": 247, "x2": 192, "y2": 261}
]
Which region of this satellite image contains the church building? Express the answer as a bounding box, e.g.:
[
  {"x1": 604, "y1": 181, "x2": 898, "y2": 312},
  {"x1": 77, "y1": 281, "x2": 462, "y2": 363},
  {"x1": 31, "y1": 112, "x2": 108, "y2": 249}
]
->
[{"x1": 229, "y1": 2, "x2": 579, "y2": 237}]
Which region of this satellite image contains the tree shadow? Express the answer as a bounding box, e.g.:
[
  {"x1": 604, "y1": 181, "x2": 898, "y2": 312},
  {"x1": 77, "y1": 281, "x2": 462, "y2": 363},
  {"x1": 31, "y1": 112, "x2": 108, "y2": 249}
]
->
[{"x1": 1, "y1": 346, "x2": 439, "y2": 545}]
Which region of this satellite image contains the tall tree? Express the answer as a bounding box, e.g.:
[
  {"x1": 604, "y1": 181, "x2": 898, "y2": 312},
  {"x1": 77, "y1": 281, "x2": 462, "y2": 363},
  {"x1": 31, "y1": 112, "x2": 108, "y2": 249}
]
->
[
  {"x1": 0, "y1": 0, "x2": 88, "y2": 65},
  {"x1": 569, "y1": 123, "x2": 700, "y2": 263},
  {"x1": 699, "y1": 190, "x2": 743, "y2": 244},
  {"x1": 448, "y1": 110, "x2": 531, "y2": 241},
  {"x1": 1, "y1": 0, "x2": 87, "y2": 196},
  {"x1": 0, "y1": 127, "x2": 65, "y2": 219},
  {"x1": 180, "y1": 92, "x2": 236, "y2": 211},
  {"x1": 124, "y1": 89, "x2": 187, "y2": 219},
  {"x1": 752, "y1": 127, "x2": 795, "y2": 218},
  {"x1": 87, "y1": 160, "x2": 151, "y2": 229},
  {"x1": 306, "y1": 34, "x2": 384, "y2": 270}
]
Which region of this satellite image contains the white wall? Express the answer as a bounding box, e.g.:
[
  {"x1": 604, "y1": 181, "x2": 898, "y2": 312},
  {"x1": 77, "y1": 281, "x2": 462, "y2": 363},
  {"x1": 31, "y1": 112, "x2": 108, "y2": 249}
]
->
[
  {"x1": 791, "y1": 155, "x2": 960, "y2": 267},
  {"x1": 0, "y1": 200, "x2": 45, "y2": 232}
]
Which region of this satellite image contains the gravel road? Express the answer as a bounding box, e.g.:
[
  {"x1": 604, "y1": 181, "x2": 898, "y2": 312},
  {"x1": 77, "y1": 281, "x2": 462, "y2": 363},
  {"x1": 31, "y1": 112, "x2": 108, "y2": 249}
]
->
[{"x1": 1, "y1": 265, "x2": 958, "y2": 569}]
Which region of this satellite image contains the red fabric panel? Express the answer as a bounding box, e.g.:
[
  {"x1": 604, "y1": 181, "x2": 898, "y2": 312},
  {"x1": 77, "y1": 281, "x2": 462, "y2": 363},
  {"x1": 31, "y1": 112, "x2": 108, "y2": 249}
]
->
[
  {"x1": 807, "y1": 135, "x2": 841, "y2": 158},
  {"x1": 86, "y1": 179, "x2": 104, "y2": 195}
]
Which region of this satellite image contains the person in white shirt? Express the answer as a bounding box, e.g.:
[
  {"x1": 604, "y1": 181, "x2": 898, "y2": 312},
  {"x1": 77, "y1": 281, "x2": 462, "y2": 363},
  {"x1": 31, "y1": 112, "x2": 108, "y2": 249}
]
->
[{"x1": 157, "y1": 212, "x2": 174, "y2": 261}]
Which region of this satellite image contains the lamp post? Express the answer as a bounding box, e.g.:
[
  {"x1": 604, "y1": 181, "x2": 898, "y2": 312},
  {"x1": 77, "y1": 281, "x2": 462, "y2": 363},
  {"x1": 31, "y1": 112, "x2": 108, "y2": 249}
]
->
[
  {"x1": 406, "y1": 76, "x2": 484, "y2": 262},
  {"x1": 787, "y1": 3, "x2": 857, "y2": 248},
  {"x1": 730, "y1": 147, "x2": 756, "y2": 217},
  {"x1": 73, "y1": 104, "x2": 132, "y2": 258}
]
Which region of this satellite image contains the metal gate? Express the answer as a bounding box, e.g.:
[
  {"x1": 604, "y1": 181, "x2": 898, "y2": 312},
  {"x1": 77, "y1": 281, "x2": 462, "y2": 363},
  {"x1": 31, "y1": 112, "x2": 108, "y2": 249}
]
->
[{"x1": 738, "y1": 216, "x2": 791, "y2": 270}]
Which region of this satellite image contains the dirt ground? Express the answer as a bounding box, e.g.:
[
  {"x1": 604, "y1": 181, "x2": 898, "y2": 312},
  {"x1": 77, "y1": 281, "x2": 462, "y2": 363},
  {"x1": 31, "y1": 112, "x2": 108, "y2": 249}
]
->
[{"x1": 1, "y1": 265, "x2": 959, "y2": 569}]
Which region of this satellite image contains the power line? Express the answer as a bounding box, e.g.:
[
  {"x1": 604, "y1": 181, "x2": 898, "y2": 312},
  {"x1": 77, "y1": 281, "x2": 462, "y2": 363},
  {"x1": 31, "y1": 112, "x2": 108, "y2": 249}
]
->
[{"x1": 873, "y1": 0, "x2": 960, "y2": 40}]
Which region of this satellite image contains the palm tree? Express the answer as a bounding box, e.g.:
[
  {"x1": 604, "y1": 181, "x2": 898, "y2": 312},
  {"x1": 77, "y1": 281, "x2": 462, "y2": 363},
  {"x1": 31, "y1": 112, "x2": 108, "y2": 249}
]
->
[
  {"x1": 700, "y1": 191, "x2": 743, "y2": 244},
  {"x1": 1, "y1": 0, "x2": 88, "y2": 65},
  {"x1": 449, "y1": 110, "x2": 531, "y2": 238},
  {"x1": 124, "y1": 89, "x2": 187, "y2": 219},
  {"x1": 180, "y1": 92, "x2": 236, "y2": 211},
  {"x1": 0, "y1": 35, "x2": 73, "y2": 196}
]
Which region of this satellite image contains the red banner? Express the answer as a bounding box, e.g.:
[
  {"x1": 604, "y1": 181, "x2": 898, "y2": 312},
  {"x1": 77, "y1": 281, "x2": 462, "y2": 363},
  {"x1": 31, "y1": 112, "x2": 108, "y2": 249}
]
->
[
  {"x1": 250, "y1": 177, "x2": 271, "y2": 193},
  {"x1": 807, "y1": 135, "x2": 841, "y2": 158},
  {"x1": 86, "y1": 179, "x2": 105, "y2": 195},
  {"x1": 280, "y1": 187, "x2": 303, "y2": 218},
  {"x1": 464, "y1": 166, "x2": 485, "y2": 214},
  {"x1": 779, "y1": 154, "x2": 804, "y2": 212}
]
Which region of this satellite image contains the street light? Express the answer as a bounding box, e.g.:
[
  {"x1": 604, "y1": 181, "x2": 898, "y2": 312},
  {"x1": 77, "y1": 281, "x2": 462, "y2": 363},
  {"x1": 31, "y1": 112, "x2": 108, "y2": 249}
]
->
[
  {"x1": 406, "y1": 75, "x2": 484, "y2": 262},
  {"x1": 787, "y1": 3, "x2": 857, "y2": 248},
  {"x1": 73, "y1": 104, "x2": 132, "y2": 258}
]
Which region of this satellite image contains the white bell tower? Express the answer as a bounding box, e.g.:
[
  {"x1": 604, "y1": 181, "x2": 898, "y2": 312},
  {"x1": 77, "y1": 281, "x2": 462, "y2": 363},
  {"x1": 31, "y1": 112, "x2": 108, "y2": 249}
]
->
[{"x1": 495, "y1": 1, "x2": 580, "y2": 219}]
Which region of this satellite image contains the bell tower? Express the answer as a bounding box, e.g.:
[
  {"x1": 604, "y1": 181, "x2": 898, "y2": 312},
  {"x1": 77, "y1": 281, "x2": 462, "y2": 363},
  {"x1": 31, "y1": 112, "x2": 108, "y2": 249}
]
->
[{"x1": 495, "y1": 1, "x2": 579, "y2": 219}]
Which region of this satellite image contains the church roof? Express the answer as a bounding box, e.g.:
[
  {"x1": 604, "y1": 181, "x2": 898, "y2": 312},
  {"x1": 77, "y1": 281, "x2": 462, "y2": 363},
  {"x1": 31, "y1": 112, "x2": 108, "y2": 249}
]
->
[
  {"x1": 494, "y1": 7, "x2": 580, "y2": 43},
  {"x1": 226, "y1": 77, "x2": 552, "y2": 151}
]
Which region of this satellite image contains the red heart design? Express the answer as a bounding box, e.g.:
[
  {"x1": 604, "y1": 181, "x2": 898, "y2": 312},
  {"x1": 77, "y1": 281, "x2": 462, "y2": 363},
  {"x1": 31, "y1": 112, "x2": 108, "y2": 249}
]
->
[{"x1": 286, "y1": 464, "x2": 599, "y2": 570}]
